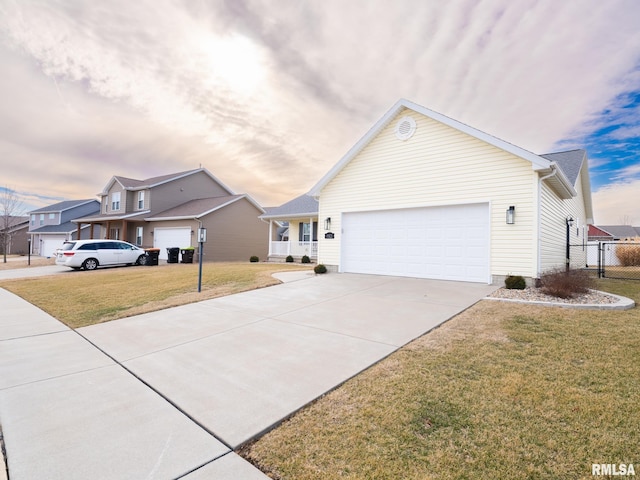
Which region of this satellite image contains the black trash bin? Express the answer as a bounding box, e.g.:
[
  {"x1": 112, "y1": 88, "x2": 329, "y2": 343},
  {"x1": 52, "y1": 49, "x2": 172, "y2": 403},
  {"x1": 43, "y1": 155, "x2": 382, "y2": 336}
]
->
[
  {"x1": 180, "y1": 248, "x2": 195, "y2": 264},
  {"x1": 166, "y1": 247, "x2": 179, "y2": 263},
  {"x1": 144, "y1": 248, "x2": 160, "y2": 266}
]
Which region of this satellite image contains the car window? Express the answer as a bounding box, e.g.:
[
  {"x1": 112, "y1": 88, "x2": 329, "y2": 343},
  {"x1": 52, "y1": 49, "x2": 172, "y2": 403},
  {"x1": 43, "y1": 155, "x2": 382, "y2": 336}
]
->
[
  {"x1": 61, "y1": 242, "x2": 76, "y2": 251},
  {"x1": 99, "y1": 242, "x2": 119, "y2": 249},
  {"x1": 77, "y1": 243, "x2": 97, "y2": 251},
  {"x1": 117, "y1": 242, "x2": 132, "y2": 250}
]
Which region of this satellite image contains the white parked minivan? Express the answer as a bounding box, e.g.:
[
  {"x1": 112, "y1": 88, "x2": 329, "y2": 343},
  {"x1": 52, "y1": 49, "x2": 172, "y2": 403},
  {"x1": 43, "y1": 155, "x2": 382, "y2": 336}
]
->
[{"x1": 55, "y1": 240, "x2": 146, "y2": 270}]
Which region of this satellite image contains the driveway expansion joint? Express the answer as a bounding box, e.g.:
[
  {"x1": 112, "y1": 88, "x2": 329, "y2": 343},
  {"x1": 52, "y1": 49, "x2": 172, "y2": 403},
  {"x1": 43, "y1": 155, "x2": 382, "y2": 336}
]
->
[{"x1": 69, "y1": 327, "x2": 235, "y2": 452}]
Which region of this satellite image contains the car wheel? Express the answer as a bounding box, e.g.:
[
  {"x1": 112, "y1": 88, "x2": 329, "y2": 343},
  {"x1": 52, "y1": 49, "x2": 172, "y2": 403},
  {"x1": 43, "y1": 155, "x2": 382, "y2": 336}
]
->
[
  {"x1": 83, "y1": 258, "x2": 99, "y2": 271},
  {"x1": 136, "y1": 255, "x2": 146, "y2": 266}
]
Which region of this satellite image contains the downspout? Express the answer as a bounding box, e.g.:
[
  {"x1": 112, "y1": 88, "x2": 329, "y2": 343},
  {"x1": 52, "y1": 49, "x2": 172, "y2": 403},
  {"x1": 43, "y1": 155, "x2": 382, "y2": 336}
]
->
[{"x1": 537, "y1": 165, "x2": 559, "y2": 278}]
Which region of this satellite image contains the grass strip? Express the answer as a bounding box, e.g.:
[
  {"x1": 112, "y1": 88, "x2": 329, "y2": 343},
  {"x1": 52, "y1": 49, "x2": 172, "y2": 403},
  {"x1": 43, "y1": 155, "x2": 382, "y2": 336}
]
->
[
  {"x1": 242, "y1": 279, "x2": 639, "y2": 479},
  {"x1": 0, "y1": 262, "x2": 311, "y2": 328}
]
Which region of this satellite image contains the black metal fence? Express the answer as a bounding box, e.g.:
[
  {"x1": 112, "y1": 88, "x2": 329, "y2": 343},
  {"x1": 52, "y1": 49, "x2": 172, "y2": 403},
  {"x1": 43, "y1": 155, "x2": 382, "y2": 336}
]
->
[{"x1": 570, "y1": 242, "x2": 640, "y2": 280}]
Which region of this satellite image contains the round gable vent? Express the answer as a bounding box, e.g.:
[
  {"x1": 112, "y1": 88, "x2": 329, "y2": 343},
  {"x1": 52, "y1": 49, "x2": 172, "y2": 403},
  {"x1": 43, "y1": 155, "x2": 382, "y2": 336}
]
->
[{"x1": 395, "y1": 116, "x2": 416, "y2": 141}]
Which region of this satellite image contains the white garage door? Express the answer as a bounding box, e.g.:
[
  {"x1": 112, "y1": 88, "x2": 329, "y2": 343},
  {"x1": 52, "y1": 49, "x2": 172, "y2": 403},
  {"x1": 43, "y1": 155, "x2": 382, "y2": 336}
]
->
[
  {"x1": 41, "y1": 235, "x2": 67, "y2": 257},
  {"x1": 153, "y1": 227, "x2": 192, "y2": 260},
  {"x1": 341, "y1": 204, "x2": 490, "y2": 282}
]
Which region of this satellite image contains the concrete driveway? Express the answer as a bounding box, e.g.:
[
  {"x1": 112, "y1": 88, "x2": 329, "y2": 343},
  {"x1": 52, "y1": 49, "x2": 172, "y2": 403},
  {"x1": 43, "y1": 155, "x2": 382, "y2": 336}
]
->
[{"x1": 0, "y1": 272, "x2": 497, "y2": 479}]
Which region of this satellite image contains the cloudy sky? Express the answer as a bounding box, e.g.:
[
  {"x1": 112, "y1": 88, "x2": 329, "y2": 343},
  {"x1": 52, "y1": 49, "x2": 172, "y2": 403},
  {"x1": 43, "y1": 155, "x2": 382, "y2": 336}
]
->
[{"x1": 1, "y1": 0, "x2": 639, "y2": 224}]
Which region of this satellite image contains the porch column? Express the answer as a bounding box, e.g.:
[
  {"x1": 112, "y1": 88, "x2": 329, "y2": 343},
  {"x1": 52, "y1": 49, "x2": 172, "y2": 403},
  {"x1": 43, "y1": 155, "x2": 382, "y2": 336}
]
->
[
  {"x1": 122, "y1": 221, "x2": 127, "y2": 242},
  {"x1": 268, "y1": 220, "x2": 273, "y2": 256},
  {"x1": 76, "y1": 223, "x2": 82, "y2": 240},
  {"x1": 106, "y1": 221, "x2": 111, "y2": 239}
]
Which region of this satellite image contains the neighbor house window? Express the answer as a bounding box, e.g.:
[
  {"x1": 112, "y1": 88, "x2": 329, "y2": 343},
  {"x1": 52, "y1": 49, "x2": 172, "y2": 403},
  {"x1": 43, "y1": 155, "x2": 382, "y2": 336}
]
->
[
  {"x1": 136, "y1": 226, "x2": 143, "y2": 245},
  {"x1": 112, "y1": 192, "x2": 121, "y2": 211},
  {"x1": 49, "y1": 213, "x2": 55, "y2": 220},
  {"x1": 30, "y1": 215, "x2": 35, "y2": 226},
  {"x1": 39, "y1": 214, "x2": 44, "y2": 225},
  {"x1": 137, "y1": 191, "x2": 145, "y2": 210}
]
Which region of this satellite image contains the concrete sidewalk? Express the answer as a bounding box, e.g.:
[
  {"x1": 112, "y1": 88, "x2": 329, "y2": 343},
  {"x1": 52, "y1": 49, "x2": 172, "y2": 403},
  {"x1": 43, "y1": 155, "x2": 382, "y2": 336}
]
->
[
  {"x1": 0, "y1": 265, "x2": 68, "y2": 281},
  {"x1": 1, "y1": 273, "x2": 497, "y2": 478}
]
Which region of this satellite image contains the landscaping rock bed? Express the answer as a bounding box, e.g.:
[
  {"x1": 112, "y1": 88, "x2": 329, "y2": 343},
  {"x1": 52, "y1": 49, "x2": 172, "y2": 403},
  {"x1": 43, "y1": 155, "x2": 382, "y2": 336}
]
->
[{"x1": 489, "y1": 287, "x2": 618, "y2": 305}]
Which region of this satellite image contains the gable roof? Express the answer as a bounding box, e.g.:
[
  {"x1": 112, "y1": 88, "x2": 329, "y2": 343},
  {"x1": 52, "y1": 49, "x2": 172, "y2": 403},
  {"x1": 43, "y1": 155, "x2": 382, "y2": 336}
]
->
[
  {"x1": 2, "y1": 216, "x2": 29, "y2": 231},
  {"x1": 594, "y1": 225, "x2": 640, "y2": 239},
  {"x1": 308, "y1": 98, "x2": 576, "y2": 198},
  {"x1": 28, "y1": 199, "x2": 98, "y2": 214},
  {"x1": 100, "y1": 168, "x2": 235, "y2": 196},
  {"x1": 145, "y1": 194, "x2": 264, "y2": 221},
  {"x1": 541, "y1": 149, "x2": 585, "y2": 187},
  {"x1": 259, "y1": 194, "x2": 319, "y2": 219}
]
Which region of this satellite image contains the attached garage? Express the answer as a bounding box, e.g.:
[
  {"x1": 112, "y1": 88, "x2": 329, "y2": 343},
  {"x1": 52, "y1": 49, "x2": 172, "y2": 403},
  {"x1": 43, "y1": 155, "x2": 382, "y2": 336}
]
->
[
  {"x1": 40, "y1": 235, "x2": 67, "y2": 257},
  {"x1": 153, "y1": 227, "x2": 192, "y2": 260},
  {"x1": 341, "y1": 204, "x2": 490, "y2": 282},
  {"x1": 307, "y1": 99, "x2": 593, "y2": 284}
]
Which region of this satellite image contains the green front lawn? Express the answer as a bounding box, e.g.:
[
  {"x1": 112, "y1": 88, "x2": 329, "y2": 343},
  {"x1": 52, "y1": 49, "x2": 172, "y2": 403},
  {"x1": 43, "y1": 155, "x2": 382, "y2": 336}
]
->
[{"x1": 243, "y1": 279, "x2": 640, "y2": 479}]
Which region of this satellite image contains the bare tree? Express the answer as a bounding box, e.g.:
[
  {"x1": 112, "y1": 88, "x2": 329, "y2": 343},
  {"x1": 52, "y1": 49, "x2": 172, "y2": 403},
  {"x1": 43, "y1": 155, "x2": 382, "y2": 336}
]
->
[
  {"x1": 1, "y1": 187, "x2": 25, "y2": 263},
  {"x1": 619, "y1": 214, "x2": 632, "y2": 226}
]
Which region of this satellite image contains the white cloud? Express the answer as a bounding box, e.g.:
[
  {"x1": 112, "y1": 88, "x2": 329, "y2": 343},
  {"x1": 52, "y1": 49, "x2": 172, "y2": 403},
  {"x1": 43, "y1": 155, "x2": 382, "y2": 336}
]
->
[
  {"x1": 593, "y1": 180, "x2": 640, "y2": 225},
  {"x1": 0, "y1": 0, "x2": 639, "y2": 210}
]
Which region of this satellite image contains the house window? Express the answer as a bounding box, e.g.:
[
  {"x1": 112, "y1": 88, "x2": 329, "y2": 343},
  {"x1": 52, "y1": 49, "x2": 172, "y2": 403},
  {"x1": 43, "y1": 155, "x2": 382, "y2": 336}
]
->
[
  {"x1": 49, "y1": 213, "x2": 55, "y2": 220},
  {"x1": 30, "y1": 215, "x2": 35, "y2": 226},
  {"x1": 39, "y1": 214, "x2": 44, "y2": 225},
  {"x1": 136, "y1": 226, "x2": 143, "y2": 246},
  {"x1": 112, "y1": 192, "x2": 121, "y2": 211},
  {"x1": 137, "y1": 191, "x2": 145, "y2": 210},
  {"x1": 298, "y1": 222, "x2": 318, "y2": 242}
]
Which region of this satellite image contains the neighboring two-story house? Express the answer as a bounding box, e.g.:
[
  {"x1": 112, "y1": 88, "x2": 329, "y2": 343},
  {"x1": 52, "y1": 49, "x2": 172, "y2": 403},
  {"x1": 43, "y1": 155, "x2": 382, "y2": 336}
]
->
[
  {"x1": 73, "y1": 168, "x2": 268, "y2": 261},
  {"x1": 28, "y1": 199, "x2": 101, "y2": 257}
]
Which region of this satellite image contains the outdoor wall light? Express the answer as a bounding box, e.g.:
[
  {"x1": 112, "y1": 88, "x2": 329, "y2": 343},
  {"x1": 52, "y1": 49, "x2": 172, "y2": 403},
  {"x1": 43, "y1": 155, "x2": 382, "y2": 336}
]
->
[
  {"x1": 324, "y1": 217, "x2": 331, "y2": 231},
  {"x1": 566, "y1": 216, "x2": 574, "y2": 228},
  {"x1": 506, "y1": 206, "x2": 515, "y2": 224}
]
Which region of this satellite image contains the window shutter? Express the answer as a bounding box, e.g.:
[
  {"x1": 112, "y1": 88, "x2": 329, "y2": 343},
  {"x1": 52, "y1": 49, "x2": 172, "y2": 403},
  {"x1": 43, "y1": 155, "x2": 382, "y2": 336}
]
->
[
  {"x1": 312, "y1": 222, "x2": 318, "y2": 241},
  {"x1": 299, "y1": 223, "x2": 303, "y2": 242}
]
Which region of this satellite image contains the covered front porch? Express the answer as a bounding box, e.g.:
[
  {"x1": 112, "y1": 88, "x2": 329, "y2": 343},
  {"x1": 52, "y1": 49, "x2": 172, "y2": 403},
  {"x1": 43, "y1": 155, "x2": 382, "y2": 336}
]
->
[
  {"x1": 72, "y1": 211, "x2": 150, "y2": 246},
  {"x1": 259, "y1": 193, "x2": 320, "y2": 262},
  {"x1": 266, "y1": 218, "x2": 318, "y2": 261}
]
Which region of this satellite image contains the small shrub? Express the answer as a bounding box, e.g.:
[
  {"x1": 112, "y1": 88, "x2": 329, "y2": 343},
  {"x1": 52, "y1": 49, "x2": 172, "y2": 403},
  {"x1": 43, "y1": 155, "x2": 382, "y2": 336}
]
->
[
  {"x1": 615, "y1": 244, "x2": 640, "y2": 267},
  {"x1": 249, "y1": 256, "x2": 259, "y2": 263},
  {"x1": 505, "y1": 275, "x2": 526, "y2": 290},
  {"x1": 301, "y1": 255, "x2": 311, "y2": 264},
  {"x1": 538, "y1": 267, "x2": 594, "y2": 299},
  {"x1": 285, "y1": 255, "x2": 294, "y2": 263},
  {"x1": 314, "y1": 264, "x2": 327, "y2": 274}
]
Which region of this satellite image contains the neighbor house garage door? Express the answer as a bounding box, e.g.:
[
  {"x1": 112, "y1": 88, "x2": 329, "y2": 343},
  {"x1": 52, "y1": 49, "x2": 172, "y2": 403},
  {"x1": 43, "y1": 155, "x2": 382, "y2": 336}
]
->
[
  {"x1": 40, "y1": 235, "x2": 67, "y2": 257},
  {"x1": 341, "y1": 204, "x2": 490, "y2": 282},
  {"x1": 153, "y1": 227, "x2": 192, "y2": 260}
]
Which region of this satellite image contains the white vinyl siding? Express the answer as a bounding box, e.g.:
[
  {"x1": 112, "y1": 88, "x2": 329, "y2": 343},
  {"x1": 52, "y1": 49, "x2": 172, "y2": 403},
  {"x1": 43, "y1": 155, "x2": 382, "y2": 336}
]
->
[
  {"x1": 318, "y1": 107, "x2": 539, "y2": 279},
  {"x1": 539, "y1": 178, "x2": 589, "y2": 274}
]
